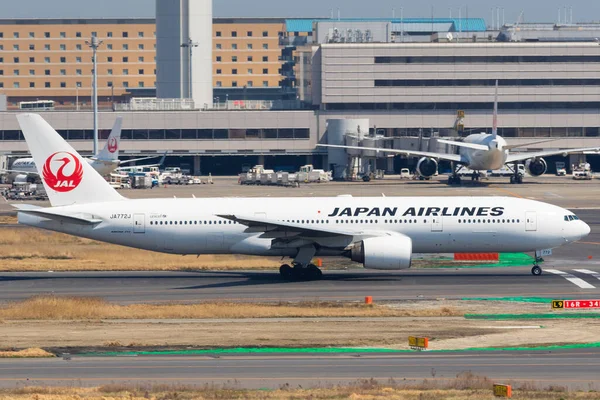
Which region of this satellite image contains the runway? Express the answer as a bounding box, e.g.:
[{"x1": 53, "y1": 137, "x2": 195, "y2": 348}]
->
[{"x1": 1, "y1": 349, "x2": 599, "y2": 389}]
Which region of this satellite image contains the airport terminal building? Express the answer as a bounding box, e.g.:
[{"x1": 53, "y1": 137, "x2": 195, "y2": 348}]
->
[{"x1": 1, "y1": 14, "x2": 600, "y2": 174}]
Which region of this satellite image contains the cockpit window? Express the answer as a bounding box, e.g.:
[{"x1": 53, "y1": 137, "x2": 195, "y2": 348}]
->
[
  {"x1": 565, "y1": 216, "x2": 570, "y2": 221},
  {"x1": 565, "y1": 215, "x2": 580, "y2": 222},
  {"x1": 573, "y1": 215, "x2": 580, "y2": 220}
]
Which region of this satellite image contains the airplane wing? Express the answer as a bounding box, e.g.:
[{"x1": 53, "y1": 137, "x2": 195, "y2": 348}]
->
[
  {"x1": 436, "y1": 139, "x2": 488, "y2": 151},
  {"x1": 2, "y1": 169, "x2": 38, "y2": 176},
  {"x1": 218, "y1": 214, "x2": 354, "y2": 238},
  {"x1": 117, "y1": 151, "x2": 168, "y2": 167},
  {"x1": 506, "y1": 147, "x2": 600, "y2": 163},
  {"x1": 317, "y1": 144, "x2": 463, "y2": 163}
]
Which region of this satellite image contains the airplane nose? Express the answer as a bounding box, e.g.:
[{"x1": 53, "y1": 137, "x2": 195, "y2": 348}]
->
[{"x1": 582, "y1": 222, "x2": 591, "y2": 238}]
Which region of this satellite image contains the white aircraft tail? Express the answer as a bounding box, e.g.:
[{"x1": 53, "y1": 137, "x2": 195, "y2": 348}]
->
[
  {"x1": 492, "y1": 80, "x2": 499, "y2": 139},
  {"x1": 95, "y1": 117, "x2": 122, "y2": 161},
  {"x1": 17, "y1": 114, "x2": 125, "y2": 207}
]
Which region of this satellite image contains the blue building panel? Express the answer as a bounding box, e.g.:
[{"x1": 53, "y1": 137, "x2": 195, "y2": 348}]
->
[
  {"x1": 285, "y1": 18, "x2": 487, "y2": 33},
  {"x1": 286, "y1": 19, "x2": 314, "y2": 33}
]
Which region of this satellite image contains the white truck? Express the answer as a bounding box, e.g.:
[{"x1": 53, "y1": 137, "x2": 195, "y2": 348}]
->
[
  {"x1": 573, "y1": 163, "x2": 593, "y2": 180},
  {"x1": 296, "y1": 165, "x2": 331, "y2": 183},
  {"x1": 555, "y1": 162, "x2": 567, "y2": 176}
]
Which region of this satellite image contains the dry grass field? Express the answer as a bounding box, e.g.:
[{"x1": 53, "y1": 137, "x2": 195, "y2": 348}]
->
[
  {"x1": 0, "y1": 295, "x2": 461, "y2": 320},
  {"x1": 0, "y1": 347, "x2": 53, "y2": 358},
  {"x1": 0, "y1": 374, "x2": 594, "y2": 400},
  {"x1": 0, "y1": 228, "x2": 281, "y2": 271}
]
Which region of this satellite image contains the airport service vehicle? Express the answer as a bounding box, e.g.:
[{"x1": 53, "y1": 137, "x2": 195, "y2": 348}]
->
[
  {"x1": 400, "y1": 168, "x2": 412, "y2": 179},
  {"x1": 573, "y1": 163, "x2": 593, "y2": 180},
  {"x1": 320, "y1": 82, "x2": 600, "y2": 185},
  {"x1": 14, "y1": 114, "x2": 591, "y2": 280},
  {"x1": 556, "y1": 162, "x2": 567, "y2": 176}
]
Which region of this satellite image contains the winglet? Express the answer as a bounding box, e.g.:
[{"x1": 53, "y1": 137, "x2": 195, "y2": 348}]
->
[{"x1": 492, "y1": 80, "x2": 499, "y2": 139}]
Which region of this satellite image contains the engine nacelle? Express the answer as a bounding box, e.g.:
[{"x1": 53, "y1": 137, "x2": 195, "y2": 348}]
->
[
  {"x1": 526, "y1": 158, "x2": 547, "y2": 177},
  {"x1": 350, "y1": 235, "x2": 412, "y2": 270},
  {"x1": 416, "y1": 157, "x2": 438, "y2": 178}
]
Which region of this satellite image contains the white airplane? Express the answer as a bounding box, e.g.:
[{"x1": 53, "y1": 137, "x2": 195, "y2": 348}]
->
[
  {"x1": 4, "y1": 117, "x2": 161, "y2": 182},
  {"x1": 321, "y1": 82, "x2": 600, "y2": 185},
  {"x1": 13, "y1": 114, "x2": 590, "y2": 280}
]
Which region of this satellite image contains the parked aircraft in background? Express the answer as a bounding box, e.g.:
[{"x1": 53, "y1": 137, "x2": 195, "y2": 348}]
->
[
  {"x1": 321, "y1": 81, "x2": 600, "y2": 184},
  {"x1": 3, "y1": 117, "x2": 161, "y2": 182},
  {"x1": 12, "y1": 114, "x2": 590, "y2": 281}
]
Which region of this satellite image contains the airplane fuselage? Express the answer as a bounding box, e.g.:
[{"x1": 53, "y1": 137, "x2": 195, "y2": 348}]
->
[
  {"x1": 18, "y1": 196, "x2": 588, "y2": 259},
  {"x1": 460, "y1": 133, "x2": 509, "y2": 171},
  {"x1": 8, "y1": 157, "x2": 119, "y2": 180}
]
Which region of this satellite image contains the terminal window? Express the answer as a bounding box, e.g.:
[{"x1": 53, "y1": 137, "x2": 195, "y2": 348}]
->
[
  {"x1": 262, "y1": 56, "x2": 268, "y2": 62},
  {"x1": 44, "y1": 32, "x2": 50, "y2": 38},
  {"x1": 247, "y1": 31, "x2": 253, "y2": 37},
  {"x1": 232, "y1": 31, "x2": 237, "y2": 37},
  {"x1": 29, "y1": 57, "x2": 34, "y2": 63},
  {"x1": 29, "y1": 44, "x2": 34, "y2": 50},
  {"x1": 262, "y1": 31, "x2": 268, "y2": 37},
  {"x1": 216, "y1": 31, "x2": 222, "y2": 37}
]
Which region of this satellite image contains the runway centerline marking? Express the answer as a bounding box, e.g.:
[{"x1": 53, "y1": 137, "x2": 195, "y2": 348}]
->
[
  {"x1": 573, "y1": 269, "x2": 600, "y2": 281},
  {"x1": 545, "y1": 269, "x2": 596, "y2": 289}
]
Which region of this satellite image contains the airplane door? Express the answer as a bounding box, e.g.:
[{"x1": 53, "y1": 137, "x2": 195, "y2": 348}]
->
[
  {"x1": 133, "y1": 214, "x2": 145, "y2": 234},
  {"x1": 431, "y1": 216, "x2": 443, "y2": 232},
  {"x1": 526, "y1": 211, "x2": 537, "y2": 232}
]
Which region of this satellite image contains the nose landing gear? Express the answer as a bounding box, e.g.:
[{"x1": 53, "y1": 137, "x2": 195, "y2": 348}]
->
[{"x1": 531, "y1": 255, "x2": 544, "y2": 276}]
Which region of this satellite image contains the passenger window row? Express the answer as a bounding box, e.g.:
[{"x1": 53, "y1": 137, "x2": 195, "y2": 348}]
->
[
  {"x1": 458, "y1": 219, "x2": 520, "y2": 224},
  {"x1": 149, "y1": 220, "x2": 239, "y2": 226}
]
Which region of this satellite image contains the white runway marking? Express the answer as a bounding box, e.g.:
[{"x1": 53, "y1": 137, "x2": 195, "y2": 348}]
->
[
  {"x1": 545, "y1": 269, "x2": 596, "y2": 289},
  {"x1": 573, "y1": 269, "x2": 600, "y2": 282}
]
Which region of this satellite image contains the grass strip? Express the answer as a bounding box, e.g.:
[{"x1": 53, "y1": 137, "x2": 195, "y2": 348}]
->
[
  {"x1": 465, "y1": 313, "x2": 600, "y2": 320},
  {"x1": 78, "y1": 341, "x2": 600, "y2": 357},
  {"x1": 461, "y1": 297, "x2": 552, "y2": 303}
]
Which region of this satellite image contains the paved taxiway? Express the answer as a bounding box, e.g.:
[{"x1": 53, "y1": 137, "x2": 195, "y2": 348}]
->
[{"x1": 1, "y1": 349, "x2": 599, "y2": 389}]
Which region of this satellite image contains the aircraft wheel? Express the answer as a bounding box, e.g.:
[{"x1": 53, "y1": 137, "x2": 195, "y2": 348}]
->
[
  {"x1": 517, "y1": 175, "x2": 523, "y2": 184},
  {"x1": 531, "y1": 266, "x2": 542, "y2": 276},
  {"x1": 306, "y1": 264, "x2": 323, "y2": 280},
  {"x1": 448, "y1": 176, "x2": 454, "y2": 185},
  {"x1": 510, "y1": 176, "x2": 515, "y2": 184},
  {"x1": 279, "y1": 264, "x2": 293, "y2": 280}
]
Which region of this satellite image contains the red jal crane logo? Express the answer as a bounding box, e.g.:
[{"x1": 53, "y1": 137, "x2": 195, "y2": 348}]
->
[
  {"x1": 42, "y1": 152, "x2": 83, "y2": 192},
  {"x1": 107, "y1": 137, "x2": 118, "y2": 153}
]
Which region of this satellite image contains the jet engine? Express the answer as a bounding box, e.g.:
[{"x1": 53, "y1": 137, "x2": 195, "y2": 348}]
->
[
  {"x1": 349, "y1": 235, "x2": 412, "y2": 270},
  {"x1": 416, "y1": 157, "x2": 438, "y2": 178},
  {"x1": 526, "y1": 158, "x2": 547, "y2": 177}
]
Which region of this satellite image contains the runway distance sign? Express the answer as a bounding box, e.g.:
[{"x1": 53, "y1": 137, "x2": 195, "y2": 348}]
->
[
  {"x1": 493, "y1": 384, "x2": 512, "y2": 398},
  {"x1": 408, "y1": 336, "x2": 429, "y2": 350},
  {"x1": 552, "y1": 300, "x2": 600, "y2": 309}
]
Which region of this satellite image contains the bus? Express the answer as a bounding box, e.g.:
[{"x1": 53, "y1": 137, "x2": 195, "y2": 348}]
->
[{"x1": 18, "y1": 100, "x2": 55, "y2": 111}]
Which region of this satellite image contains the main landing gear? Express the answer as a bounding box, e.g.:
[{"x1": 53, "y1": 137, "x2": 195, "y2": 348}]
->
[
  {"x1": 279, "y1": 263, "x2": 323, "y2": 281},
  {"x1": 279, "y1": 245, "x2": 323, "y2": 281}
]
